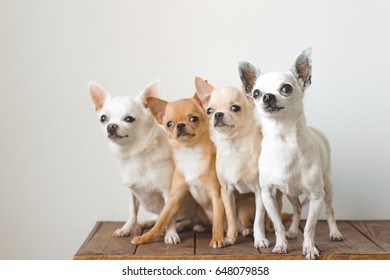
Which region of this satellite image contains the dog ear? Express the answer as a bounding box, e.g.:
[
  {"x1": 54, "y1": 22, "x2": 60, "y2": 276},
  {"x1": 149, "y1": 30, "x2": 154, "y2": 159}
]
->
[
  {"x1": 194, "y1": 77, "x2": 214, "y2": 109},
  {"x1": 291, "y1": 48, "x2": 312, "y2": 90},
  {"x1": 238, "y1": 60, "x2": 260, "y2": 95},
  {"x1": 146, "y1": 97, "x2": 167, "y2": 125},
  {"x1": 88, "y1": 81, "x2": 110, "y2": 111},
  {"x1": 136, "y1": 80, "x2": 161, "y2": 108}
]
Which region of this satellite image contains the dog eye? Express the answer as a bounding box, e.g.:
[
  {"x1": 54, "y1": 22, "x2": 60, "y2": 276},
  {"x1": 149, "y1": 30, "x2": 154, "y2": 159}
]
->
[
  {"x1": 253, "y1": 89, "x2": 262, "y2": 99},
  {"x1": 189, "y1": 116, "x2": 199, "y2": 123},
  {"x1": 231, "y1": 105, "x2": 241, "y2": 112},
  {"x1": 207, "y1": 108, "x2": 214, "y2": 115},
  {"x1": 167, "y1": 121, "x2": 174, "y2": 128},
  {"x1": 281, "y1": 84, "x2": 293, "y2": 94},
  {"x1": 124, "y1": 116, "x2": 135, "y2": 123},
  {"x1": 100, "y1": 115, "x2": 107, "y2": 123}
]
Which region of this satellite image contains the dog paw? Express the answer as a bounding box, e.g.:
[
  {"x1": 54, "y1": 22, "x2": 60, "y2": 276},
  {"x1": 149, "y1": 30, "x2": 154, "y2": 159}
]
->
[
  {"x1": 113, "y1": 224, "x2": 142, "y2": 238},
  {"x1": 131, "y1": 236, "x2": 145, "y2": 245},
  {"x1": 303, "y1": 246, "x2": 320, "y2": 260},
  {"x1": 164, "y1": 232, "x2": 181, "y2": 244},
  {"x1": 286, "y1": 230, "x2": 298, "y2": 240},
  {"x1": 113, "y1": 228, "x2": 130, "y2": 238},
  {"x1": 241, "y1": 228, "x2": 253, "y2": 237},
  {"x1": 223, "y1": 237, "x2": 236, "y2": 246},
  {"x1": 330, "y1": 231, "x2": 344, "y2": 241},
  {"x1": 272, "y1": 245, "x2": 287, "y2": 254},
  {"x1": 254, "y1": 238, "x2": 270, "y2": 249},
  {"x1": 209, "y1": 238, "x2": 225, "y2": 248}
]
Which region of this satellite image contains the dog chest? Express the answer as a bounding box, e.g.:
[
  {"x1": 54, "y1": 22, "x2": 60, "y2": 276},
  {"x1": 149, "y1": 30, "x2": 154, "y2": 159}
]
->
[
  {"x1": 217, "y1": 143, "x2": 258, "y2": 193},
  {"x1": 175, "y1": 147, "x2": 204, "y2": 182},
  {"x1": 260, "y1": 141, "x2": 323, "y2": 196}
]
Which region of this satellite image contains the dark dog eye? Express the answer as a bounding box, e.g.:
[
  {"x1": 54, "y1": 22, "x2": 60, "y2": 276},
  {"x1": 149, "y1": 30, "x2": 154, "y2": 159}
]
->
[
  {"x1": 231, "y1": 105, "x2": 241, "y2": 112},
  {"x1": 167, "y1": 121, "x2": 174, "y2": 128},
  {"x1": 100, "y1": 115, "x2": 107, "y2": 123},
  {"x1": 189, "y1": 116, "x2": 199, "y2": 123},
  {"x1": 207, "y1": 108, "x2": 214, "y2": 115},
  {"x1": 281, "y1": 84, "x2": 293, "y2": 94},
  {"x1": 253, "y1": 89, "x2": 262, "y2": 99},
  {"x1": 124, "y1": 116, "x2": 135, "y2": 123}
]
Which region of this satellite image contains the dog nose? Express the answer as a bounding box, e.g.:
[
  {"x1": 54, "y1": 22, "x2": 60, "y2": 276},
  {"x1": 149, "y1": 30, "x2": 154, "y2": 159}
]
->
[
  {"x1": 107, "y1": 123, "x2": 118, "y2": 134},
  {"x1": 177, "y1": 123, "x2": 186, "y2": 130},
  {"x1": 215, "y1": 112, "x2": 224, "y2": 121},
  {"x1": 263, "y1": 94, "x2": 276, "y2": 103}
]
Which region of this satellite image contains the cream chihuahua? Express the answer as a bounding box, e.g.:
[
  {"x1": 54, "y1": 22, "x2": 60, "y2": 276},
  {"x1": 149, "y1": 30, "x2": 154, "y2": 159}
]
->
[
  {"x1": 89, "y1": 81, "x2": 196, "y2": 244},
  {"x1": 195, "y1": 78, "x2": 269, "y2": 248},
  {"x1": 239, "y1": 49, "x2": 343, "y2": 260},
  {"x1": 131, "y1": 94, "x2": 225, "y2": 248}
]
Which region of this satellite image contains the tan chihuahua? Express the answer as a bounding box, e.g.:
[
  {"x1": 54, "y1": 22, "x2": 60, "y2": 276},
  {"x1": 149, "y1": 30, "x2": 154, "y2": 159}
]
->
[{"x1": 131, "y1": 93, "x2": 225, "y2": 248}]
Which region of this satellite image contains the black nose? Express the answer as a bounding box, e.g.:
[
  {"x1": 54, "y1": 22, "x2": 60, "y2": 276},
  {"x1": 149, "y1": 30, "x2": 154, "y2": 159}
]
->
[
  {"x1": 263, "y1": 93, "x2": 276, "y2": 104},
  {"x1": 215, "y1": 112, "x2": 224, "y2": 121},
  {"x1": 177, "y1": 123, "x2": 186, "y2": 130},
  {"x1": 107, "y1": 123, "x2": 118, "y2": 134}
]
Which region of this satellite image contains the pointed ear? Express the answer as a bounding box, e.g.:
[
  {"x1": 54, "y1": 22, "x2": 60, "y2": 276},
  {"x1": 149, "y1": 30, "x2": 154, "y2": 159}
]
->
[
  {"x1": 290, "y1": 48, "x2": 312, "y2": 90},
  {"x1": 88, "y1": 81, "x2": 110, "y2": 111},
  {"x1": 238, "y1": 60, "x2": 260, "y2": 95},
  {"x1": 194, "y1": 77, "x2": 214, "y2": 109},
  {"x1": 146, "y1": 97, "x2": 167, "y2": 125},
  {"x1": 136, "y1": 79, "x2": 161, "y2": 108}
]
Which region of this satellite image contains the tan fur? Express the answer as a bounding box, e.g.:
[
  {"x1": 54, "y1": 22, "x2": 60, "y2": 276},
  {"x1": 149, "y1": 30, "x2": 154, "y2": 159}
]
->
[{"x1": 131, "y1": 94, "x2": 225, "y2": 248}]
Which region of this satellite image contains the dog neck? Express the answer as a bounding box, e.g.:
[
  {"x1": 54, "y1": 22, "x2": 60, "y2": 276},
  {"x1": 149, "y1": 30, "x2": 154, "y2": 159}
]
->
[
  {"x1": 261, "y1": 111, "x2": 308, "y2": 143},
  {"x1": 173, "y1": 131, "x2": 216, "y2": 164}
]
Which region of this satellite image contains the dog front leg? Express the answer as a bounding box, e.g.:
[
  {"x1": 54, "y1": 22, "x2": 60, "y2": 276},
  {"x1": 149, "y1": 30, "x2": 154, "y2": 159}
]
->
[
  {"x1": 253, "y1": 189, "x2": 270, "y2": 248},
  {"x1": 131, "y1": 180, "x2": 187, "y2": 245},
  {"x1": 113, "y1": 192, "x2": 140, "y2": 237},
  {"x1": 261, "y1": 187, "x2": 287, "y2": 253},
  {"x1": 210, "y1": 194, "x2": 225, "y2": 248},
  {"x1": 302, "y1": 194, "x2": 323, "y2": 260},
  {"x1": 221, "y1": 184, "x2": 237, "y2": 246}
]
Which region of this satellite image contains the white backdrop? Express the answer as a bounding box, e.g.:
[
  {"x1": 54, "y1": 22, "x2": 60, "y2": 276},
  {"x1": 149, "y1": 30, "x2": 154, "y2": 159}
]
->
[{"x1": 1, "y1": 0, "x2": 389, "y2": 259}]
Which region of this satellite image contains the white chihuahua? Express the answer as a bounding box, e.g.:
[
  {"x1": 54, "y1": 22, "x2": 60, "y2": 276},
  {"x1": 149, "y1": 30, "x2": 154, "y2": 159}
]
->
[
  {"x1": 239, "y1": 49, "x2": 343, "y2": 260},
  {"x1": 89, "y1": 81, "x2": 196, "y2": 244}
]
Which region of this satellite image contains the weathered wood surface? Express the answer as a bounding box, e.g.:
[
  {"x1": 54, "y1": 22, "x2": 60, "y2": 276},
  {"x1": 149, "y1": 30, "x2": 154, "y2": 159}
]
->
[{"x1": 74, "y1": 221, "x2": 390, "y2": 260}]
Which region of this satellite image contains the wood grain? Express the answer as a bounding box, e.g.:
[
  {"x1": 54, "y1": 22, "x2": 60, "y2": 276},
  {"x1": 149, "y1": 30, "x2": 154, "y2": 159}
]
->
[{"x1": 74, "y1": 220, "x2": 390, "y2": 260}]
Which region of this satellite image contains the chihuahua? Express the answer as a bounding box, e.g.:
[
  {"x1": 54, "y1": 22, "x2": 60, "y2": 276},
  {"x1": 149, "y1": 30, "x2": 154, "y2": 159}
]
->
[
  {"x1": 89, "y1": 81, "x2": 196, "y2": 244},
  {"x1": 239, "y1": 49, "x2": 343, "y2": 260},
  {"x1": 195, "y1": 78, "x2": 269, "y2": 248},
  {"x1": 131, "y1": 94, "x2": 225, "y2": 248}
]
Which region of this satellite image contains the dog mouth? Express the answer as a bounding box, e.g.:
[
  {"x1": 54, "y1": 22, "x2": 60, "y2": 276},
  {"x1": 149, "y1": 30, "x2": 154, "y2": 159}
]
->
[
  {"x1": 176, "y1": 131, "x2": 195, "y2": 139},
  {"x1": 263, "y1": 104, "x2": 284, "y2": 113},
  {"x1": 213, "y1": 119, "x2": 233, "y2": 130},
  {"x1": 108, "y1": 133, "x2": 129, "y2": 140}
]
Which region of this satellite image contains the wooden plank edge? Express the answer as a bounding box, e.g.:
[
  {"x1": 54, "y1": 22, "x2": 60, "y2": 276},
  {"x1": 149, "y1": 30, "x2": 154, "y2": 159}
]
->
[{"x1": 72, "y1": 252, "x2": 390, "y2": 260}]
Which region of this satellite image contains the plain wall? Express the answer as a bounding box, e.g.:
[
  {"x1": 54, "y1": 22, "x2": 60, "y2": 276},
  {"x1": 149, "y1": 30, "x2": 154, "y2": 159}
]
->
[{"x1": 0, "y1": 0, "x2": 389, "y2": 259}]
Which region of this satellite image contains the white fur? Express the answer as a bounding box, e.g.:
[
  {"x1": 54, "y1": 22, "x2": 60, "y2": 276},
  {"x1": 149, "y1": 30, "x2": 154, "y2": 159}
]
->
[
  {"x1": 175, "y1": 147, "x2": 212, "y2": 219},
  {"x1": 245, "y1": 49, "x2": 343, "y2": 260},
  {"x1": 89, "y1": 81, "x2": 194, "y2": 244}
]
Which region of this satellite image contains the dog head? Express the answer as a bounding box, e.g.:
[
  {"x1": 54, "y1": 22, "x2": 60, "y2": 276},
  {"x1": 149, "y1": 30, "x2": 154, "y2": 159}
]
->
[
  {"x1": 195, "y1": 77, "x2": 255, "y2": 139},
  {"x1": 88, "y1": 80, "x2": 160, "y2": 146},
  {"x1": 239, "y1": 48, "x2": 312, "y2": 120},
  {"x1": 146, "y1": 94, "x2": 209, "y2": 148}
]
